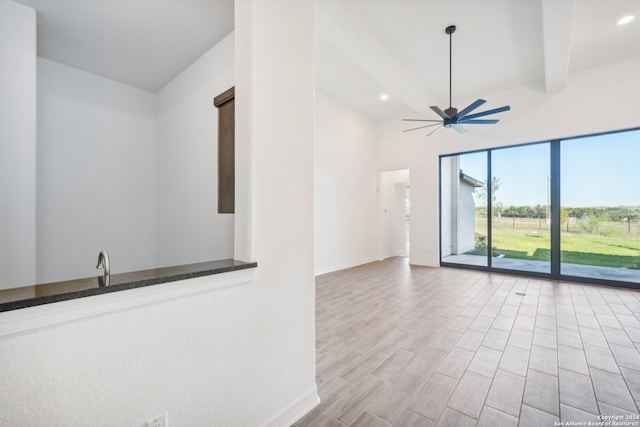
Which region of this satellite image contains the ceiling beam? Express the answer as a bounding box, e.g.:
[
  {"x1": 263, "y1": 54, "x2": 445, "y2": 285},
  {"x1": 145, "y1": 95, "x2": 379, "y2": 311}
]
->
[
  {"x1": 316, "y1": 4, "x2": 432, "y2": 116},
  {"x1": 541, "y1": 0, "x2": 575, "y2": 93}
]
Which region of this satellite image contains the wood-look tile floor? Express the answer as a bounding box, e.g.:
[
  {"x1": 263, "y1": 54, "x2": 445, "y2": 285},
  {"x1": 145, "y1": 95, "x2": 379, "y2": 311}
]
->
[{"x1": 293, "y1": 257, "x2": 640, "y2": 427}]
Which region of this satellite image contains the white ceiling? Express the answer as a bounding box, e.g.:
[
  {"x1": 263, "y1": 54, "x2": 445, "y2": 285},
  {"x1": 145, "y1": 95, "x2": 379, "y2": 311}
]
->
[
  {"x1": 13, "y1": 0, "x2": 640, "y2": 117},
  {"x1": 15, "y1": 0, "x2": 234, "y2": 92},
  {"x1": 316, "y1": 0, "x2": 640, "y2": 121}
]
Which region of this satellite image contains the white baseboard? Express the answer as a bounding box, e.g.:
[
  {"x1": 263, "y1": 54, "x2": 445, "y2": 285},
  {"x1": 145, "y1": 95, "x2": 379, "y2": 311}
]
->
[
  {"x1": 261, "y1": 386, "x2": 320, "y2": 427},
  {"x1": 314, "y1": 257, "x2": 379, "y2": 276},
  {"x1": 409, "y1": 258, "x2": 440, "y2": 268}
]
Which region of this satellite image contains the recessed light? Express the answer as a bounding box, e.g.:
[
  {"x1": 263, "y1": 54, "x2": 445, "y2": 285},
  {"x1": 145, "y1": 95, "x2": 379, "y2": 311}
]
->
[
  {"x1": 618, "y1": 15, "x2": 635, "y2": 26},
  {"x1": 380, "y1": 94, "x2": 389, "y2": 101}
]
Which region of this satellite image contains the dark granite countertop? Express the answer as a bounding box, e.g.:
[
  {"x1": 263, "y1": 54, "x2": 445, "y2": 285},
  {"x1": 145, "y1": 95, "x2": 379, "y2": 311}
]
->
[{"x1": 0, "y1": 259, "x2": 257, "y2": 313}]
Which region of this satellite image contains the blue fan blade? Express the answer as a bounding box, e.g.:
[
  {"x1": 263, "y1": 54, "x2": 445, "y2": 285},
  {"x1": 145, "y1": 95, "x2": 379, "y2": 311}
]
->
[
  {"x1": 457, "y1": 119, "x2": 499, "y2": 124},
  {"x1": 454, "y1": 99, "x2": 486, "y2": 120},
  {"x1": 430, "y1": 106, "x2": 451, "y2": 119},
  {"x1": 460, "y1": 105, "x2": 510, "y2": 121},
  {"x1": 403, "y1": 123, "x2": 443, "y2": 132}
]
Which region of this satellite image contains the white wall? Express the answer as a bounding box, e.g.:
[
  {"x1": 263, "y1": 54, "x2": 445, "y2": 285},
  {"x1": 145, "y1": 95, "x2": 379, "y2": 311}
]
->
[
  {"x1": 156, "y1": 33, "x2": 235, "y2": 267},
  {"x1": 0, "y1": 0, "x2": 36, "y2": 290},
  {"x1": 26, "y1": 25, "x2": 237, "y2": 284},
  {"x1": 234, "y1": 0, "x2": 318, "y2": 424},
  {"x1": 36, "y1": 58, "x2": 157, "y2": 283},
  {"x1": 379, "y1": 55, "x2": 640, "y2": 267},
  {"x1": 315, "y1": 92, "x2": 379, "y2": 275}
]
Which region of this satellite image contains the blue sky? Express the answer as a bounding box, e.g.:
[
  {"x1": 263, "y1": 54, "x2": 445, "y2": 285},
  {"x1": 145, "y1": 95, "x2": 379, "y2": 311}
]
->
[{"x1": 456, "y1": 130, "x2": 640, "y2": 208}]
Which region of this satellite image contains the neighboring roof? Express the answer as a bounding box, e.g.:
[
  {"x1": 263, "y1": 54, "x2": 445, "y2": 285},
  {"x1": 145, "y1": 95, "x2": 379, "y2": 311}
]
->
[{"x1": 459, "y1": 171, "x2": 484, "y2": 188}]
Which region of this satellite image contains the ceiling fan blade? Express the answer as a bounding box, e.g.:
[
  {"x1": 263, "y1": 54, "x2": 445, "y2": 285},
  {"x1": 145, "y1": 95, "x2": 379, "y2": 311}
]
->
[
  {"x1": 452, "y1": 124, "x2": 467, "y2": 134},
  {"x1": 403, "y1": 123, "x2": 443, "y2": 132},
  {"x1": 453, "y1": 99, "x2": 486, "y2": 120},
  {"x1": 402, "y1": 119, "x2": 443, "y2": 123},
  {"x1": 427, "y1": 125, "x2": 443, "y2": 137},
  {"x1": 460, "y1": 105, "x2": 510, "y2": 121},
  {"x1": 457, "y1": 119, "x2": 499, "y2": 124},
  {"x1": 430, "y1": 106, "x2": 451, "y2": 119}
]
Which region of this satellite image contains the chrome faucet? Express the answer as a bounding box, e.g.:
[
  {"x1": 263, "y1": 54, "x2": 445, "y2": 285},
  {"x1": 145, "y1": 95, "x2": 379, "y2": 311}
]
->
[{"x1": 96, "y1": 250, "x2": 110, "y2": 287}]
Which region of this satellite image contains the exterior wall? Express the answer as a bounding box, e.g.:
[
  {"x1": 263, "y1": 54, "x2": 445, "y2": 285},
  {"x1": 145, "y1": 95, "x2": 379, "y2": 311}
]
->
[{"x1": 457, "y1": 182, "x2": 478, "y2": 254}]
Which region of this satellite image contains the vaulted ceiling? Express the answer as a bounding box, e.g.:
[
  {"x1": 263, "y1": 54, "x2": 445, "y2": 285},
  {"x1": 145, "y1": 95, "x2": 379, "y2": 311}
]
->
[
  {"x1": 14, "y1": 0, "x2": 640, "y2": 120},
  {"x1": 316, "y1": 0, "x2": 640, "y2": 121},
  {"x1": 15, "y1": 0, "x2": 234, "y2": 92}
]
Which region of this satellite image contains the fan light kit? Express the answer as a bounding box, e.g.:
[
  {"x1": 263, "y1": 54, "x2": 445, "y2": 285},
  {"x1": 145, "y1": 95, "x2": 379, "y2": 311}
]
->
[
  {"x1": 618, "y1": 15, "x2": 635, "y2": 26},
  {"x1": 403, "y1": 25, "x2": 511, "y2": 136}
]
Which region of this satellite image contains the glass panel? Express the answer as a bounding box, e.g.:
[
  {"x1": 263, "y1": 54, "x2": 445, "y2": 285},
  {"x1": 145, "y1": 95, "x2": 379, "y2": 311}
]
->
[
  {"x1": 491, "y1": 143, "x2": 551, "y2": 273},
  {"x1": 441, "y1": 152, "x2": 488, "y2": 267},
  {"x1": 561, "y1": 131, "x2": 640, "y2": 283}
]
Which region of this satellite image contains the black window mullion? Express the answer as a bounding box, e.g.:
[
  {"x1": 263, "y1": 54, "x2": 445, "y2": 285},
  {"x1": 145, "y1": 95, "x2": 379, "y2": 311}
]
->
[
  {"x1": 550, "y1": 141, "x2": 561, "y2": 277},
  {"x1": 487, "y1": 150, "x2": 493, "y2": 269}
]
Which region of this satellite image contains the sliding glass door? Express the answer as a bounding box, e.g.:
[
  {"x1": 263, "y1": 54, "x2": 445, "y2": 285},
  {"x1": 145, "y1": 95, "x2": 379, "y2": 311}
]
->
[
  {"x1": 491, "y1": 143, "x2": 551, "y2": 274},
  {"x1": 440, "y1": 127, "x2": 640, "y2": 286},
  {"x1": 440, "y1": 151, "x2": 488, "y2": 267},
  {"x1": 561, "y1": 131, "x2": 640, "y2": 284}
]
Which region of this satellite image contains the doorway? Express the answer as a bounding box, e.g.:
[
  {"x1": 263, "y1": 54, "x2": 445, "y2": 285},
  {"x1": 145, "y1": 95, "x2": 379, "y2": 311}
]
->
[{"x1": 379, "y1": 169, "x2": 410, "y2": 259}]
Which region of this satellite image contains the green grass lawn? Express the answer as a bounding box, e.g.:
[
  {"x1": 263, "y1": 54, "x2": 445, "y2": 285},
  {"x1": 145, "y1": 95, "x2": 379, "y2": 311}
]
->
[{"x1": 476, "y1": 218, "x2": 640, "y2": 269}]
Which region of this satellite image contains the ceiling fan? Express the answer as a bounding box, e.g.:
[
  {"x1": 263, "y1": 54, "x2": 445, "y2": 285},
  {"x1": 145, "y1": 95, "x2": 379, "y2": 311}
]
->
[{"x1": 403, "y1": 25, "x2": 510, "y2": 136}]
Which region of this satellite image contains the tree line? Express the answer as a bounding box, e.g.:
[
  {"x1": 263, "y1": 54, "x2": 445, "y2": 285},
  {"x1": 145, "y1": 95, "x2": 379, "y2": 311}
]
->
[{"x1": 480, "y1": 205, "x2": 639, "y2": 222}]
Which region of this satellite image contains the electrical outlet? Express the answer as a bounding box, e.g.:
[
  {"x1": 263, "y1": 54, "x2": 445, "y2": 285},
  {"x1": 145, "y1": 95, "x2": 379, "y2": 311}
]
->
[{"x1": 146, "y1": 411, "x2": 168, "y2": 427}]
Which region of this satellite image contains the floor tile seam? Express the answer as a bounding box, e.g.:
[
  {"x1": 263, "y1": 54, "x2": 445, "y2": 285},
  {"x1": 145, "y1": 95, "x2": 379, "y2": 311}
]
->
[
  {"x1": 403, "y1": 401, "x2": 442, "y2": 424},
  {"x1": 460, "y1": 284, "x2": 525, "y2": 339},
  {"x1": 589, "y1": 366, "x2": 640, "y2": 414},
  {"x1": 457, "y1": 364, "x2": 510, "y2": 422},
  {"x1": 483, "y1": 396, "x2": 522, "y2": 419},
  {"x1": 324, "y1": 413, "x2": 348, "y2": 427},
  {"x1": 521, "y1": 332, "x2": 561, "y2": 417},
  {"x1": 556, "y1": 351, "x2": 591, "y2": 376},
  {"x1": 324, "y1": 378, "x2": 393, "y2": 424},
  {"x1": 338, "y1": 353, "x2": 396, "y2": 384},
  {"x1": 526, "y1": 364, "x2": 560, "y2": 379},
  {"x1": 354, "y1": 410, "x2": 391, "y2": 427},
  {"x1": 518, "y1": 403, "x2": 559, "y2": 422},
  {"x1": 366, "y1": 375, "x2": 431, "y2": 425},
  {"x1": 439, "y1": 405, "x2": 478, "y2": 424},
  {"x1": 317, "y1": 380, "x2": 358, "y2": 410},
  {"x1": 559, "y1": 403, "x2": 600, "y2": 420},
  {"x1": 618, "y1": 367, "x2": 640, "y2": 413},
  {"x1": 587, "y1": 324, "x2": 640, "y2": 378}
]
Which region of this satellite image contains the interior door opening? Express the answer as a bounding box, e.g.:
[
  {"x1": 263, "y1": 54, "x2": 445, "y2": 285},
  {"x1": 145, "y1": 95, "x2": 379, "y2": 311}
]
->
[{"x1": 379, "y1": 169, "x2": 410, "y2": 260}]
